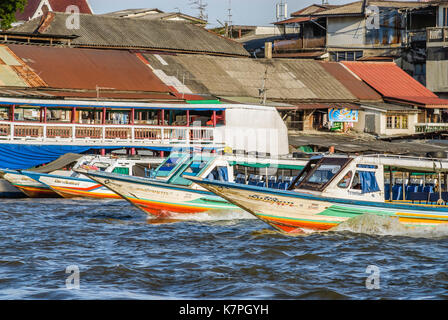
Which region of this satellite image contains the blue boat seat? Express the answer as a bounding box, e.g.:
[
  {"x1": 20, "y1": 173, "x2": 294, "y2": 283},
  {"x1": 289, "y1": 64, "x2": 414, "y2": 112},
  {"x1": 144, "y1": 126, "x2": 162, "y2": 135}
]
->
[
  {"x1": 405, "y1": 185, "x2": 418, "y2": 200},
  {"x1": 256, "y1": 181, "x2": 266, "y2": 188},
  {"x1": 392, "y1": 185, "x2": 403, "y2": 200},
  {"x1": 384, "y1": 184, "x2": 391, "y2": 200},
  {"x1": 408, "y1": 192, "x2": 429, "y2": 203},
  {"x1": 235, "y1": 174, "x2": 246, "y2": 184},
  {"x1": 423, "y1": 186, "x2": 434, "y2": 194}
]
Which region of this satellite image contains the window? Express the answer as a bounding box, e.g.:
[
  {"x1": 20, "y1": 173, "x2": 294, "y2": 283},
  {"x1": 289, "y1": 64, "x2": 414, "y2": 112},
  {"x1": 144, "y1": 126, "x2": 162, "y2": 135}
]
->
[
  {"x1": 158, "y1": 157, "x2": 182, "y2": 172},
  {"x1": 351, "y1": 172, "x2": 362, "y2": 190},
  {"x1": 297, "y1": 157, "x2": 352, "y2": 191},
  {"x1": 350, "y1": 170, "x2": 380, "y2": 193},
  {"x1": 183, "y1": 159, "x2": 209, "y2": 176},
  {"x1": 332, "y1": 51, "x2": 363, "y2": 62},
  {"x1": 386, "y1": 114, "x2": 408, "y2": 129},
  {"x1": 90, "y1": 162, "x2": 111, "y2": 171},
  {"x1": 337, "y1": 171, "x2": 353, "y2": 189}
]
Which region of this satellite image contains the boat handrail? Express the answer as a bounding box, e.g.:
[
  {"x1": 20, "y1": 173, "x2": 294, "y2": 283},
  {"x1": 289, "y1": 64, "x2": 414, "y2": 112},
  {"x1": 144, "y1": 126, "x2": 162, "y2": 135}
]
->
[{"x1": 360, "y1": 153, "x2": 448, "y2": 163}]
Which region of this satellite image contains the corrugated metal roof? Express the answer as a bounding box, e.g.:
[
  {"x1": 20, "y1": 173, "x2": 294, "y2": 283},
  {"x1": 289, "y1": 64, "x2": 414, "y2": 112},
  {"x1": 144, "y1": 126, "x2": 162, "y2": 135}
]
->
[
  {"x1": 342, "y1": 61, "x2": 436, "y2": 98},
  {"x1": 143, "y1": 53, "x2": 357, "y2": 102},
  {"x1": 319, "y1": 61, "x2": 382, "y2": 102},
  {"x1": 280, "y1": 103, "x2": 360, "y2": 110},
  {"x1": 312, "y1": 1, "x2": 424, "y2": 17},
  {"x1": 342, "y1": 61, "x2": 448, "y2": 107},
  {"x1": 291, "y1": 4, "x2": 339, "y2": 17},
  {"x1": 274, "y1": 17, "x2": 314, "y2": 25},
  {"x1": 11, "y1": 13, "x2": 249, "y2": 57},
  {"x1": 7, "y1": 44, "x2": 173, "y2": 93}
]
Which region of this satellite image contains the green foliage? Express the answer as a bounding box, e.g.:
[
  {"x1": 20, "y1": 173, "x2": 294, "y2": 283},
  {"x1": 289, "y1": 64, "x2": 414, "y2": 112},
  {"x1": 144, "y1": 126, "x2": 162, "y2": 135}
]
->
[{"x1": 0, "y1": 0, "x2": 28, "y2": 30}]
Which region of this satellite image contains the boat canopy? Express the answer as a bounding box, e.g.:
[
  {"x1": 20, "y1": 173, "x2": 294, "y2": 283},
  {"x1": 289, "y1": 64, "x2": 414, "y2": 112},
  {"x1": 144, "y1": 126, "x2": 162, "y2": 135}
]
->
[{"x1": 28, "y1": 153, "x2": 83, "y2": 173}]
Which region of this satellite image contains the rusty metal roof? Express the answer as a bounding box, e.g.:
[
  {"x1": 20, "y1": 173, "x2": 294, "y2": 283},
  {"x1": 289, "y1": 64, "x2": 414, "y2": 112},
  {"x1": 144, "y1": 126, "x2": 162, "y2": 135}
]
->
[
  {"x1": 7, "y1": 44, "x2": 173, "y2": 93},
  {"x1": 11, "y1": 12, "x2": 249, "y2": 57},
  {"x1": 342, "y1": 61, "x2": 448, "y2": 107},
  {"x1": 319, "y1": 61, "x2": 382, "y2": 102}
]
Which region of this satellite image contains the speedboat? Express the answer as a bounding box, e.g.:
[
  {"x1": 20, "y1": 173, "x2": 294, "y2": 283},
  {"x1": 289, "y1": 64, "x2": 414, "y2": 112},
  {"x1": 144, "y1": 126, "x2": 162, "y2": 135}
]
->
[
  {"x1": 0, "y1": 153, "x2": 91, "y2": 198},
  {"x1": 187, "y1": 154, "x2": 448, "y2": 233},
  {"x1": 21, "y1": 156, "x2": 162, "y2": 199},
  {"x1": 78, "y1": 152, "x2": 308, "y2": 218}
]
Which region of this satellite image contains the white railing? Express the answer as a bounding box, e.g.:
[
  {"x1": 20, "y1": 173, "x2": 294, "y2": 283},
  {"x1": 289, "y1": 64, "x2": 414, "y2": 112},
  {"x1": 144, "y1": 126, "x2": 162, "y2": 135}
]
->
[
  {"x1": 0, "y1": 121, "x2": 219, "y2": 146},
  {"x1": 415, "y1": 123, "x2": 448, "y2": 133}
]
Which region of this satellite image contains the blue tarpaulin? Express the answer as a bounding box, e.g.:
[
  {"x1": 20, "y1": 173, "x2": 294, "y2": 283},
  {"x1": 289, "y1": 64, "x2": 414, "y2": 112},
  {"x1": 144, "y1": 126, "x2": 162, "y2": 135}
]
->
[
  {"x1": 359, "y1": 171, "x2": 380, "y2": 194},
  {"x1": 0, "y1": 144, "x2": 221, "y2": 170}
]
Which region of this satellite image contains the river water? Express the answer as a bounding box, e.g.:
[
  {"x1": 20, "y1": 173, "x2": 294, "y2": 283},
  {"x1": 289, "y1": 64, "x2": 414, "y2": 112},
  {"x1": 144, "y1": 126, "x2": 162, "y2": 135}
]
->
[{"x1": 0, "y1": 198, "x2": 447, "y2": 300}]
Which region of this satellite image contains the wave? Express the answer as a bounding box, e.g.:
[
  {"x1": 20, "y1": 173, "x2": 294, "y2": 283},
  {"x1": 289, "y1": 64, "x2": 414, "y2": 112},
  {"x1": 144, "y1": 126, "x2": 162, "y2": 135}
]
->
[{"x1": 332, "y1": 213, "x2": 448, "y2": 238}]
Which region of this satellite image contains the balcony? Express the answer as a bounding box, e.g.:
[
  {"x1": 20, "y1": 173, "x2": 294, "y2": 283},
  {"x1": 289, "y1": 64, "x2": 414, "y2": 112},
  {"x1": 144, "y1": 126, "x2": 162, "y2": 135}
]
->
[
  {"x1": 273, "y1": 37, "x2": 326, "y2": 52},
  {"x1": 427, "y1": 27, "x2": 448, "y2": 46},
  {"x1": 0, "y1": 121, "x2": 218, "y2": 147}
]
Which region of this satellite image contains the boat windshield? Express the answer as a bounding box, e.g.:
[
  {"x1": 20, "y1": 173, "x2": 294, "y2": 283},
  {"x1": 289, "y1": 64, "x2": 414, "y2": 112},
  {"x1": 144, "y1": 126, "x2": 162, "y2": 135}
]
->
[
  {"x1": 296, "y1": 157, "x2": 351, "y2": 191},
  {"x1": 183, "y1": 159, "x2": 209, "y2": 176},
  {"x1": 155, "y1": 155, "x2": 188, "y2": 177}
]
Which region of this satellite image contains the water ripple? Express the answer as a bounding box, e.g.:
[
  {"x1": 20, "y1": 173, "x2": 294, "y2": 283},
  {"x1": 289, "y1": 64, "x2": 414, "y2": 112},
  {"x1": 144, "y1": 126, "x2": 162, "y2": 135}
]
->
[{"x1": 0, "y1": 199, "x2": 446, "y2": 299}]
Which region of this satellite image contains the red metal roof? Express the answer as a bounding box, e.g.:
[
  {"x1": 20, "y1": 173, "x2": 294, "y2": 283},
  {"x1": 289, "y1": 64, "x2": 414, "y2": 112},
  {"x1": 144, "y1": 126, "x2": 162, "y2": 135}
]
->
[
  {"x1": 319, "y1": 62, "x2": 382, "y2": 102},
  {"x1": 16, "y1": 0, "x2": 92, "y2": 21},
  {"x1": 48, "y1": 0, "x2": 92, "y2": 14},
  {"x1": 7, "y1": 44, "x2": 172, "y2": 93},
  {"x1": 342, "y1": 61, "x2": 448, "y2": 107}
]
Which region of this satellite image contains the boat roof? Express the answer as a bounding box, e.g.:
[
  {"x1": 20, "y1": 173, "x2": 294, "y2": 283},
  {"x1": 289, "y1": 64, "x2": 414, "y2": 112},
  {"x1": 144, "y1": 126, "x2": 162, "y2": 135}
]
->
[{"x1": 342, "y1": 154, "x2": 448, "y2": 173}]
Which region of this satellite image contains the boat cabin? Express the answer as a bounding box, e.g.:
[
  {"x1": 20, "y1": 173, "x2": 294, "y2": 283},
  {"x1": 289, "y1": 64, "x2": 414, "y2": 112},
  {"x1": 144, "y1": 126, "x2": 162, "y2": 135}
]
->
[
  {"x1": 152, "y1": 152, "x2": 308, "y2": 190},
  {"x1": 149, "y1": 152, "x2": 234, "y2": 188},
  {"x1": 291, "y1": 154, "x2": 448, "y2": 206}
]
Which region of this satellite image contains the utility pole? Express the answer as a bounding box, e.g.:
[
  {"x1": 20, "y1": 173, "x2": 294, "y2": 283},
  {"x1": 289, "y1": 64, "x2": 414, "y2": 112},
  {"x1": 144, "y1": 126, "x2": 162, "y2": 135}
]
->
[
  {"x1": 259, "y1": 67, "x2": 269, "y2": 105},
  {"x1": 226, "y1": 0, "x2": 233, "y2": 38}
]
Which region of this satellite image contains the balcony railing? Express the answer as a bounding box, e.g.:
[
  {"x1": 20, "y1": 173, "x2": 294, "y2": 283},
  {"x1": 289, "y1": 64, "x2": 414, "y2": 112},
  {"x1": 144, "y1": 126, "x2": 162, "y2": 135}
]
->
[
  {"x1": 0, "y1": 121, "x2": 218, "y2": 146},
  {"x1": 273, "y1": 37, "x2": 326, "y2": 52},
  {"x1": 415, "y1": 123, "x2": 448, "y2": 133},
  {"x1": 427, "y1": 27, "x2": 448, "y2": 43}
]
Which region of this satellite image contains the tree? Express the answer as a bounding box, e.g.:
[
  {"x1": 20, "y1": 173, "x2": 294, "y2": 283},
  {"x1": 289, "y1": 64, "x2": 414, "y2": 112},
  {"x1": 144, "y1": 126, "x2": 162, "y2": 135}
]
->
[{"x1": 0, "y1": 0, "x2": 28, "y2": 30}]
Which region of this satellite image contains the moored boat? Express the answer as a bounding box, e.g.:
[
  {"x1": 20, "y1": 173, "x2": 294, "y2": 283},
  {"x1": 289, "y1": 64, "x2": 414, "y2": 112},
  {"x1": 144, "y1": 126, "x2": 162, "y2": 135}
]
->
[
  {"x1": 187, "y1": 154, "x2": 448, "y2": 233},
  {"x1": 0, "y1": 153, "x2": 90, "y2": 198},
  {"x1": 21, "y1": 156, "x2": 163, "y2": 199},
  {"x1": 79, "y1": 152, "x2": 308, "y2": 218}
]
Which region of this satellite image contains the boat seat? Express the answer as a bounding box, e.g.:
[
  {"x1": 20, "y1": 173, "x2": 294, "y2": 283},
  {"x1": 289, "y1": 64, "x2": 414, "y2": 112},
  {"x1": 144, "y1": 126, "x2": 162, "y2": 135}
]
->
[
  {"x1": 428, "y1": 192, "x2": 448, "y2": 204},
  {"x1": 384, "y1": 184, "x2": 390, "y2": 200},
  {"x1": 256, "y1": 181, "x2": 266, "y2": 188},
  {"x1": 392, "y1": 185, "x2": 403, "y2": 200},
  {"x1": 423, "y1": 186, "x2": 434, "y2": 193},
  {"x1": 408, "y1": 192, "x2": 429, "y2": 203},
  {"x1": 235, "y1": 174, "x2": 246, "y2": 184},
  {"x1": 405, "y1": 186, "x2": 418, "y2": 200}
]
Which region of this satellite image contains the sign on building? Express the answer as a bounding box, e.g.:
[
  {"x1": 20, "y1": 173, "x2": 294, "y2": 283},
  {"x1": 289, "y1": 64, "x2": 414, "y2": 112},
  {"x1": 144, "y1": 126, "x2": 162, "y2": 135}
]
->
[{"x1": 328, "y1": 108, "x2": 358, "y2": 122}]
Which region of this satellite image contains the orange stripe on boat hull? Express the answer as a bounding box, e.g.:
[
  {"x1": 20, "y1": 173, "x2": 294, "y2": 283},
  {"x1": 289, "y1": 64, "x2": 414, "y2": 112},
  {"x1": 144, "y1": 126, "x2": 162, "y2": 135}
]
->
[
  {"x1": 259, "y1": 215, "x2": 338, "y2": 233},
  {"x1": 130, "y1": 198, "x2": 210, "y2": 218},
  {"x1": 51, "y1": 187, "x2": 120, "y2": 199}
]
